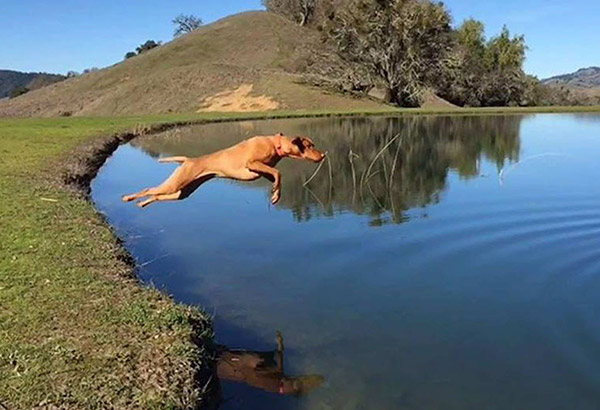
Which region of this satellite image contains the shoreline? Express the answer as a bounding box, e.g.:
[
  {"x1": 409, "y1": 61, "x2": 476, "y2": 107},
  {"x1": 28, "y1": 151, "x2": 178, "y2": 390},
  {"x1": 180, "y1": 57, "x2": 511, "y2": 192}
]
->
[{"x1": 2, "y1": 107, "x2": 600, "y2": 408}]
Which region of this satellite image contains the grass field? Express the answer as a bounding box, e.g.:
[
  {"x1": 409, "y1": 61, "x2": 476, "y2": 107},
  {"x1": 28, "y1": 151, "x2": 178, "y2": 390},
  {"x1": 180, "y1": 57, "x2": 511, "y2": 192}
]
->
[{"x1": 1, "y1": 106, "x2": 600, "y2": 409}]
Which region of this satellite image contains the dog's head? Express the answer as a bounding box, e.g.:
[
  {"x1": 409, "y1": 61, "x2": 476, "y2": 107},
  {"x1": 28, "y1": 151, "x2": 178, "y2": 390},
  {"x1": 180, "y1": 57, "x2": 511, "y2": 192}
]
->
[{"x1": 288, "y1": 136, "x2": 325, "y2": 163}]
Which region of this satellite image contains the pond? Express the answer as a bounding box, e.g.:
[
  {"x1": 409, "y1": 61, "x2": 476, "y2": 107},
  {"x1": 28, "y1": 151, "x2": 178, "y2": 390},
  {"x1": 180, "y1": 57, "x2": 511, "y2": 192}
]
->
[{"x1": 92, "y1": 114, "x2": 600, "y2": 410}]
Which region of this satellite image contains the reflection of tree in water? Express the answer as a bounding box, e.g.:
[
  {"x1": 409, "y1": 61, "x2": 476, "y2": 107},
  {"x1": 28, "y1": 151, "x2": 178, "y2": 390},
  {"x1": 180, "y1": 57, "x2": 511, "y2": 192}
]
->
[
  {"x1": 132, "y1": 115, "x2": 522, "y2": 225},
  {"x1": 284, "y1": 116, "x2": 521, "y2": 225}
]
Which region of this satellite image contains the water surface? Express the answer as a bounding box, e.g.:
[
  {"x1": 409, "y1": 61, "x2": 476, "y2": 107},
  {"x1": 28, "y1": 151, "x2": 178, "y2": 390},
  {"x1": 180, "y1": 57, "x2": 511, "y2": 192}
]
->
[{"x1": 92, "y1": 114, "x2": 600, "y2": 409}]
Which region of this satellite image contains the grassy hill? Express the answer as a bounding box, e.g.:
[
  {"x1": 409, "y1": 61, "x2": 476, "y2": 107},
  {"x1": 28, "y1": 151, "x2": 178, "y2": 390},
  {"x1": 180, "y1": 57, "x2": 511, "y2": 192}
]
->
[
  {"x1": 0, "y1": 70, "x2": 65, "y2": 99},
  {"x1": 0, "y1": 12, "x2": 385, "y2": 117}
]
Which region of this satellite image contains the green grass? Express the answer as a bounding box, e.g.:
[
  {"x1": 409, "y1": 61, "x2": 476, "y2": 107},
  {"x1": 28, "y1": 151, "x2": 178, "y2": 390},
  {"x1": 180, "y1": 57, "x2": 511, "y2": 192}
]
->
[
  {"x1": 1, "y1": 106, "x2": 600, "y2": 409},
  {"x1": 0, "y1": 115, "x2": 221, "y2": 409}
]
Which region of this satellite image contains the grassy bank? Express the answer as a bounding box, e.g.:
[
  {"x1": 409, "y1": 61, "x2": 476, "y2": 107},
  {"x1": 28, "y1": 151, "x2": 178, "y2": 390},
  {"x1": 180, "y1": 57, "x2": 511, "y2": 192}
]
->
[{"x1": 1, "y1": 106, "x2": 599, "y2": 409}]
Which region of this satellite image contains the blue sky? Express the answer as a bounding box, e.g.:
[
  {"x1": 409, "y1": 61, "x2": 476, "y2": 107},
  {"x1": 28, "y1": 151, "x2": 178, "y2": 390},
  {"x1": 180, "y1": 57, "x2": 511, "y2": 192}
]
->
[{"x1": 1, "y1": 0, "x2": 598, "y2": 79}]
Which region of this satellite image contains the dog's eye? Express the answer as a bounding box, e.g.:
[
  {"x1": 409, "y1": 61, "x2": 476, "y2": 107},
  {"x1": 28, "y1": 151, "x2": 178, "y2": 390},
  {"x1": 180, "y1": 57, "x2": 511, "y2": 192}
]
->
[{"x1": 292, "y1": 138, "x2": 305, "y2": 152}]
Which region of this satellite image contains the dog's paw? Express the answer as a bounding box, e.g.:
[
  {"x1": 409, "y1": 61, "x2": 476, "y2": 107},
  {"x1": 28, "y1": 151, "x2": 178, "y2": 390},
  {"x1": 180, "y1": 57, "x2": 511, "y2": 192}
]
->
[
  {"x1": 271, "y1": 190, "x2": 281, "y2": 204},
  {"x1": 122, "y1": 195, "x2": 133, "y2": 202}
]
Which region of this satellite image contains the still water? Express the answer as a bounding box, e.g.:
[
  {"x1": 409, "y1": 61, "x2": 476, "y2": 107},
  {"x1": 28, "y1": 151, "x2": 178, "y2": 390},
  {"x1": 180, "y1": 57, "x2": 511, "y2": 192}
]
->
[{"x1": 92, "y1": 114, "x2": 600, "y2": 409}]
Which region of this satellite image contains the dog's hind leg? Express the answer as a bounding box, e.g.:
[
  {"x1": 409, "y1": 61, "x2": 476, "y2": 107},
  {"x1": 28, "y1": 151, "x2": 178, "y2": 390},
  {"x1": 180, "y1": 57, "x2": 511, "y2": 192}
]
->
[
  {"x1": 122, "y1": 188, "x2": 150, "y2": 202},
  {"x1": 158, "y1": 156, "x2": 188, "y2": 164},
  {"x1": 122, "y1": 184, "x2": 175, "y2": 202},
  {"x1": 136, "y1": 196, "x2": 157, "y2": 208},
  {"x1": 136, "y1": 191, "x2": 182, "y2": 208},
  {"x1": 135, "y1": 174, "x2": 215, "y2": 207},
  {"x1": 122, "y1": 162, "x2": 194, "y2": 202}
]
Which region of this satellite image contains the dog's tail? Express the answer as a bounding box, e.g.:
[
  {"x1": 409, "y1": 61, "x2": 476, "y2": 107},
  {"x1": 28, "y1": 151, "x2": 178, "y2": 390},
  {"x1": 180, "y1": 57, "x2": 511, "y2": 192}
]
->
[{"x1": 158, "y1": 156, "x2": 188, "y2": 164}]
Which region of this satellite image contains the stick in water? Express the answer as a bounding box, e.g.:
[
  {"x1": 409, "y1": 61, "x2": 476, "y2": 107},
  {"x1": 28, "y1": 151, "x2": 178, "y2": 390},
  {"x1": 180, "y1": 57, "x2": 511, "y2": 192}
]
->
[{"x1": 303, "y1": 153, "x2": 328, "y2": 187}]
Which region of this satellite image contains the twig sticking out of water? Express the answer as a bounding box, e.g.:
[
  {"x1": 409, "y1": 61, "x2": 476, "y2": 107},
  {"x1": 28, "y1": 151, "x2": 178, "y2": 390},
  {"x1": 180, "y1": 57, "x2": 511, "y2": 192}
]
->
[
  {"x1": 327, "y1": 153, "x2": 333, "y2": 203},
  {"x1": 498, "y1": 153, "x2": 567, "y2": 186},
  {"x1": 303, "y1": 154, "x2": 328, "y2": 187},
  {"x1": 348, "y1": 150, "x2": 359, "y2": 203},
  {"x1": 388, "y1": 136, "x2": 403, "y2": 218},
  {"x1": 304, "y1": 185, "x2": 326, "y2": 211},
  {"x1": 389, "y1": 136, "x2": 403, "y2": 191},
  {"x1": 361, "y1": 134, "x2": 402, "y2": 187},
  {"x1": 360, "y1": 133, "x2": 402, "y2": 198},
  {"x1": 367, "y1": 177, "x2": 385, "y2": 210}
]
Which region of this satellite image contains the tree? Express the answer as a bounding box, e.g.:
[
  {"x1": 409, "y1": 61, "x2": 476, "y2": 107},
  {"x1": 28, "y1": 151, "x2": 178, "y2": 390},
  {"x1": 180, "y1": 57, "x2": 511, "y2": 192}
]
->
[
  {"x1": 327, "y1": 0, "x2": 452, "y2": 106},
  {"x1": 9, "y1": 86, "x2": 29, "y2": 99},
  {"x1": 438, "y1": 19, "x2": 487, "y2": 106},
  {"x1": 263, "y1": 0, "x2": 317, "y2": 26},
  {"x1": 438, "y1": 21, "x2": 529, "y2": 107},
  {"x1": 483, "y1": 26, "x2": 526, "y2": 73},
  {"x1": 480, "y1": 26, "x2": 527, "y2": 106},
  {"x1": 172, "y1": 14, "x2": 203, "y2": 37},
  {"x1": 136, "y1": 40, "x2": 161, "y2": 54},
  {"x1": 456, "y1": 19, "x2": 486, "y2": 58},
  {"x1": 124, "y1": 51, "x2": 137, "y2": 59}
]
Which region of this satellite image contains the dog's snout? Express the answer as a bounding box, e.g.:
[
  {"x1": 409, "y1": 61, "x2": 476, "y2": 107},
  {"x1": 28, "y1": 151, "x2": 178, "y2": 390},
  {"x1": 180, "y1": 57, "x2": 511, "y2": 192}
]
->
[{"x1": 314, "y1": 151, "x2": 326, "y2": 162}]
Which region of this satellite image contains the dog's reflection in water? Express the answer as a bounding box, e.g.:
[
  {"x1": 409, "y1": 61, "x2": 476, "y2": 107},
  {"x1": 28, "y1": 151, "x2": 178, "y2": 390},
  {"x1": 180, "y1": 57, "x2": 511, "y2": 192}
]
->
[{"x1": 216, "y1": 331, "x2": 324, "y2": 396}]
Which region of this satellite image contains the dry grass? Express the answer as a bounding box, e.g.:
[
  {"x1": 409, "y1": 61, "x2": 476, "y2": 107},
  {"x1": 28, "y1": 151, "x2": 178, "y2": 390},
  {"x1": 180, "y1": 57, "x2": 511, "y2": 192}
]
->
[{"x1": 0, "y1": 12, "x2": 385, "y2": 118}]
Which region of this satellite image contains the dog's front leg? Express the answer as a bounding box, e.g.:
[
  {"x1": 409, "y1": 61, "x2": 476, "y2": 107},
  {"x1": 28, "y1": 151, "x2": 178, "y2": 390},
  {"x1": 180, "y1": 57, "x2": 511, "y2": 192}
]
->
[{"x1": 247, "y1": 161, "x2": 281, "y2": 204}]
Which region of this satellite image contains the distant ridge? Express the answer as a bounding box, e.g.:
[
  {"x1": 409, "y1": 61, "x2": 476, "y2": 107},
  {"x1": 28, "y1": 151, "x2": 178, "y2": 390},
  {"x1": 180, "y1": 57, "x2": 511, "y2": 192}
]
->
[
  {"x1": 542, "y1": 67, "x2": 600, "y2": 88},
  {"x1": 0, "y1": 70, "x2": 65, "y2": 98}
]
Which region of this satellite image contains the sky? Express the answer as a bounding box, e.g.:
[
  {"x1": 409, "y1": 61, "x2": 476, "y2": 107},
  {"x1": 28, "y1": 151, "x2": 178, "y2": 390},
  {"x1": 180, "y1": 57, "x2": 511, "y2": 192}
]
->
[{"x1": 0, "y1": 0, "x2": 598, "y2": 79}]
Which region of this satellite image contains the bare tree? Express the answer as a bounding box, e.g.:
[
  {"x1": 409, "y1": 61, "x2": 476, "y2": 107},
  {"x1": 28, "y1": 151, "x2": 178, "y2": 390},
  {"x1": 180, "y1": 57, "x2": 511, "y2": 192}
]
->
[
  {"x1": 172, "y1": 14, "x2": 203, "y2": 37},
  {"x1": 327, "y1": 0, "x2": 452, "y2": 106},
  {"x1": 263, "y1": 0, "x2": 317, "y2": 26}
]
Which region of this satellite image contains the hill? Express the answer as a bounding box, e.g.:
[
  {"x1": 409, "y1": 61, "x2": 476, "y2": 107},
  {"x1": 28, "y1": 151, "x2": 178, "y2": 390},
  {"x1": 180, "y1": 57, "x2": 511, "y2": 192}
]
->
[
  {"x1": 543, "y1": 67, "x2": 600, "y2": 88},
  {"x1": 0, "y1": 70, "x2": 65, "y2": 98},
  {"x1": 542, "y1": 67, "x2": 600, "y2": 105},
  {"x1": 0, "y1": 12, "x2": 386, "y2": 117}
]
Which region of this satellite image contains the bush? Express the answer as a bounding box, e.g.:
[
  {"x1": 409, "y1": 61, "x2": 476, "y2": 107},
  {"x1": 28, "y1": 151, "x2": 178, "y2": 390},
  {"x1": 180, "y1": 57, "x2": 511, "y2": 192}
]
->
[
  {"x1": 136, "y1": 40, "x2": 161, "y2": 54},
  {"x1": 9, "y1": 86, "x2": 29, "y2": 99}
]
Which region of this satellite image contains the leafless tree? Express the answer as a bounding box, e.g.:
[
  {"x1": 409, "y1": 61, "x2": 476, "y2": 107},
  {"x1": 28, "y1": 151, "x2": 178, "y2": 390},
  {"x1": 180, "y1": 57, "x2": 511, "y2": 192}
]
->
[
  {"x1": 263, "y1": 0, "x2": 317, "y2": 26},
  {"x1": 172, "y1": 14, "x2": 203, "y2": 37},
  {"x1": 327, "y1": 0, "x2": 452, "y2": 106}
]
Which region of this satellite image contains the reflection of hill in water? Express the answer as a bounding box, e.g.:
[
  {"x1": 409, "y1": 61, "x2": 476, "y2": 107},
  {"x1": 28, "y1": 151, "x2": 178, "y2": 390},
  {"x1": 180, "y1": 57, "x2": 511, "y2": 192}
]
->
[{"x1": 132, "y1": 116, "x2": 522, "y2": 225}]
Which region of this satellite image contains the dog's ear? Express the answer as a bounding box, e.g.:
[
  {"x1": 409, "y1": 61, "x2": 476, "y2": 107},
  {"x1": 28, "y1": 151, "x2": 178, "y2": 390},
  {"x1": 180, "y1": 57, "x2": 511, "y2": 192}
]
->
[
  {"x1": 291, "y1": 136, "x2": 305, "y2": 152},
  {"x1": 303, "y1": 137, "x2": 314, "y2": 146}
]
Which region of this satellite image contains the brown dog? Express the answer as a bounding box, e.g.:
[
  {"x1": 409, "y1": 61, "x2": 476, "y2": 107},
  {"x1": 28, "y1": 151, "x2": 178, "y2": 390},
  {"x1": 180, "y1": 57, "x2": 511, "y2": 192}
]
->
[{"x1": 122, "y1": 133, "x2": 325, "y2": 207}]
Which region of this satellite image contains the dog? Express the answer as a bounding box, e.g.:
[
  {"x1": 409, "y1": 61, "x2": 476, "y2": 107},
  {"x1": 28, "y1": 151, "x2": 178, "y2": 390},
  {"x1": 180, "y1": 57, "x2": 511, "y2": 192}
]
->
[
  {"x1": 122, "y1": 133, "x2": 325, "y2": 207},
  {"x1": 216, "y1": 331, "x2": 324, "y2": 396}
]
